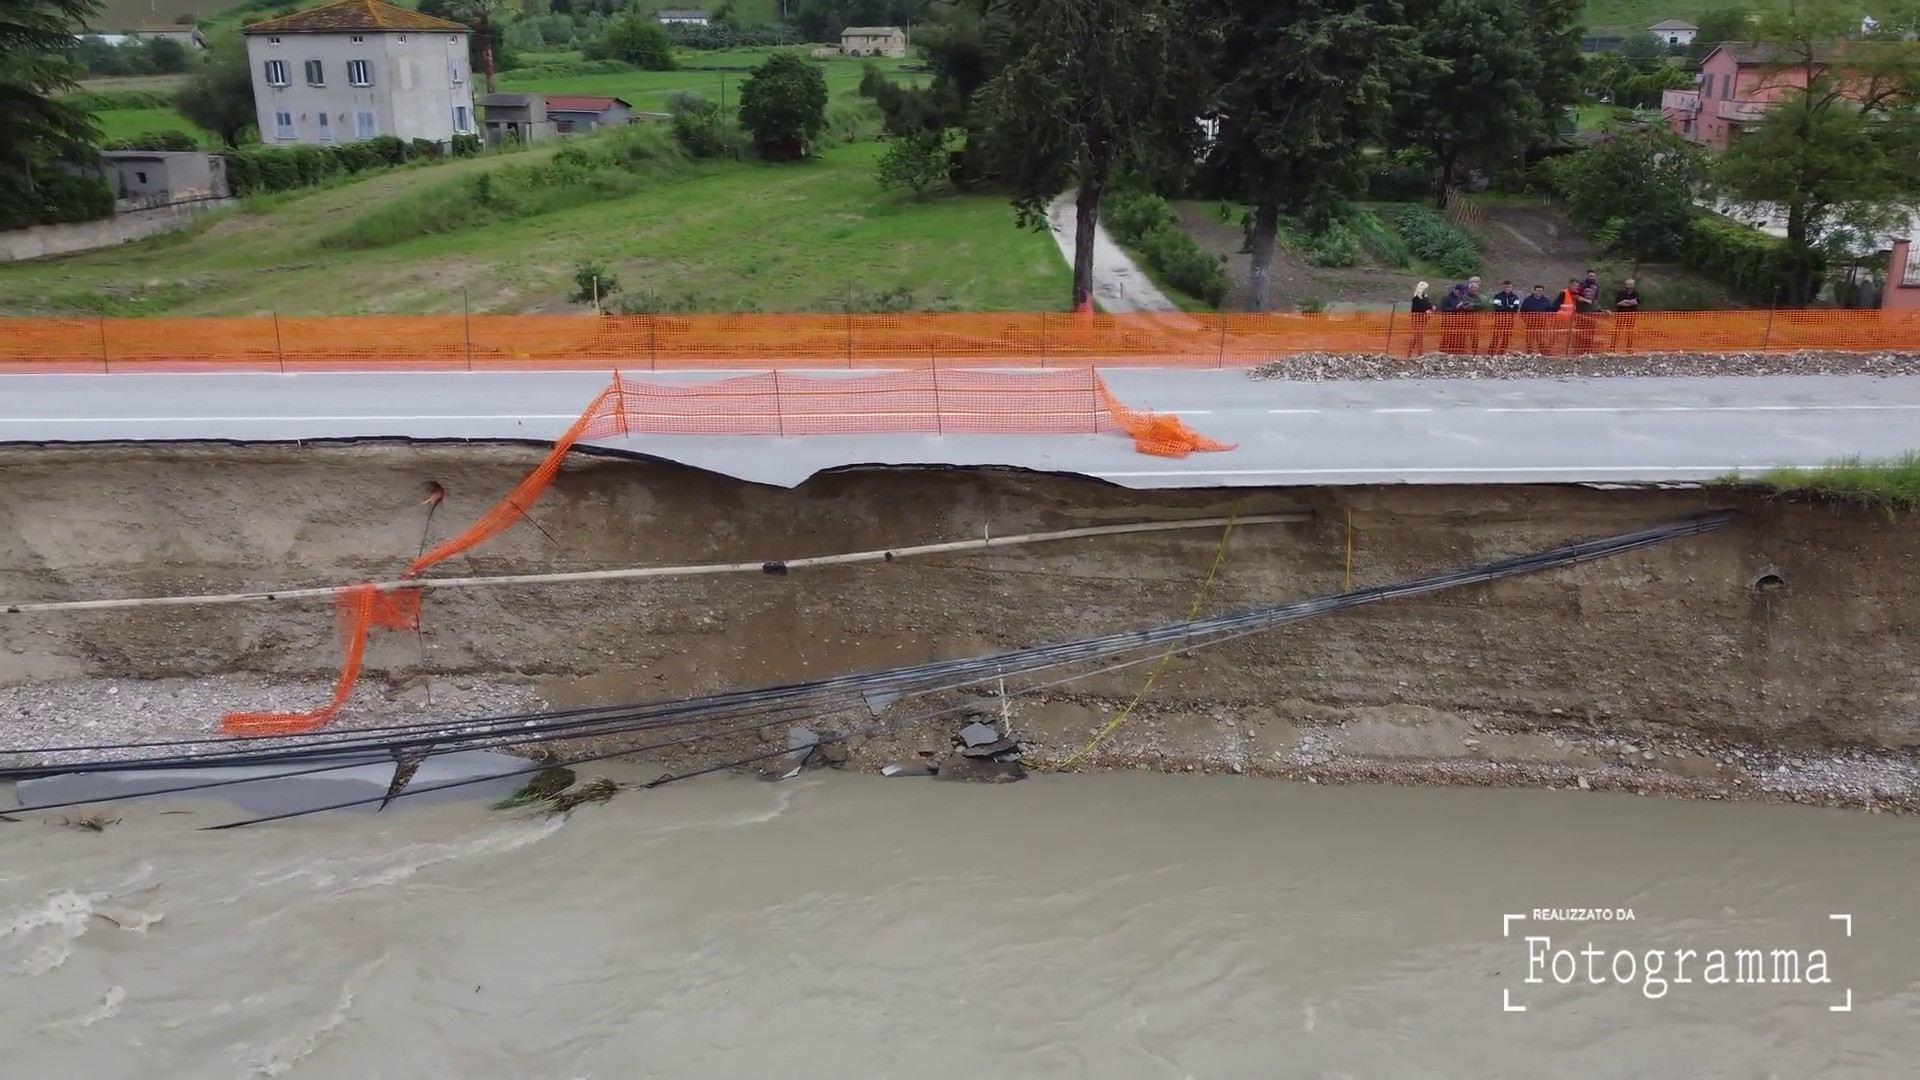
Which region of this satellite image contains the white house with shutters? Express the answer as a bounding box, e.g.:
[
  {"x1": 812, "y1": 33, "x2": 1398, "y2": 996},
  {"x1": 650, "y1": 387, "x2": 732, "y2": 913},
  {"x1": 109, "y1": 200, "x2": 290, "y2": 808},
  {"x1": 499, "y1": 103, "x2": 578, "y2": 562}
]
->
[{"x1": 242, "y1": 0, "x2": 475, "y2": 148}]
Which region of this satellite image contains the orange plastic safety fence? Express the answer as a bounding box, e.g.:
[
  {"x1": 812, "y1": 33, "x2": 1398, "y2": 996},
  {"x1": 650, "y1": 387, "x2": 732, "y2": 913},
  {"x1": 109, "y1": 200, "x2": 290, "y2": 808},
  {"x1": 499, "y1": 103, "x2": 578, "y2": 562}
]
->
[
  {"x1": 1095, "y1": 379, "x2": 1237, "y2": 459},
  {"x1": 218, "y1": 370, "x2": 1231, "y2": 735},
  {"x1": 5, "y1": 310, "x2": 1918, "y2": 373},
  {"x1": 221, "y1": 584, "x2": 420, "y2": 736}
]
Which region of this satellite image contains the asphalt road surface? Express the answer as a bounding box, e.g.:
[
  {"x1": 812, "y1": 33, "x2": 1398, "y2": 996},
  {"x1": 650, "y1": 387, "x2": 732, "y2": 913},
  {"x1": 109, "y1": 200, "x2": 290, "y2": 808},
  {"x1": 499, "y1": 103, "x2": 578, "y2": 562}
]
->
[{"x1": 2, "y1": 369, "x2": 1915, "y2": 489}]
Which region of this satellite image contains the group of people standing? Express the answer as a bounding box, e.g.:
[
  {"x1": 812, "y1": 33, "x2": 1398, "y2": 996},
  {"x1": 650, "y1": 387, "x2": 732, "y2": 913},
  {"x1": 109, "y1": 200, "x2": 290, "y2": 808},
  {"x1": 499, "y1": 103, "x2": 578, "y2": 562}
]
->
[{"x1": 1407, "y1": 270, "x2": 1641, "y2": 356}]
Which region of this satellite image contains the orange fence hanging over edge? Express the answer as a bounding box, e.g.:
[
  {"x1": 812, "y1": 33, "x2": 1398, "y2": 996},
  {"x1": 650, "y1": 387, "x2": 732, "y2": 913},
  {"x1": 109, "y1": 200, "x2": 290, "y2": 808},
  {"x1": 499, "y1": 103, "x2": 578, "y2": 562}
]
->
[
  {"x1": 220, "y1": 369, "x2": 1230, "y2": 736},
  {"x1": 5, "y1": 309, "x2": 1918, "y2": 373}
]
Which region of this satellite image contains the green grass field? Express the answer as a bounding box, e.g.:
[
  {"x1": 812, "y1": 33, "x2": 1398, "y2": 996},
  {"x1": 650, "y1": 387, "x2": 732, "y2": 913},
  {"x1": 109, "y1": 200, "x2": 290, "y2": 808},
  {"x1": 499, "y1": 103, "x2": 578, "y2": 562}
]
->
[
  {"x1": 86, "y1": 0, "x2": 205, "y2": 32},
  {"x1": 499, "y1": 51, "x2": 918, "y2": 112},
  {"x1": 0, "y1": 138, "x2": 1068, "y2": 315},
  {"x1": 91, "y1": 106, "x2": 218, "y2": 145},
  {"x1": 1580, "y1": 0, "x2": 1863, "y2": 36}
]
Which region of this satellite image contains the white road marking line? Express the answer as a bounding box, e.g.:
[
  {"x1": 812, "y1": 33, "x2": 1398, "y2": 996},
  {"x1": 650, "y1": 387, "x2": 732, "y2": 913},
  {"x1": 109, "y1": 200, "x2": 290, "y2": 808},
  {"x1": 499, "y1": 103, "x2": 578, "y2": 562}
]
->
[
  {"x1": 0, "y1": 414, "x2": 585, "y2": 424},
  {"x1": 1373, "y1": 407, "x2": 1434, "y2": 414},
  {"x1": 1484, "y1": 404, "x2": 1920, "y2": 413}
]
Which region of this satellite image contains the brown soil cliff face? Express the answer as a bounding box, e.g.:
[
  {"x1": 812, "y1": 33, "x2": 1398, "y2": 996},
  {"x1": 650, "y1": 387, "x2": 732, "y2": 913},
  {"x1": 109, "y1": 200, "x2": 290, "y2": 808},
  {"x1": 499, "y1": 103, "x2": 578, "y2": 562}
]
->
[{"x1": 0, "y1": 444, "x2": 1915, "y2": 754}]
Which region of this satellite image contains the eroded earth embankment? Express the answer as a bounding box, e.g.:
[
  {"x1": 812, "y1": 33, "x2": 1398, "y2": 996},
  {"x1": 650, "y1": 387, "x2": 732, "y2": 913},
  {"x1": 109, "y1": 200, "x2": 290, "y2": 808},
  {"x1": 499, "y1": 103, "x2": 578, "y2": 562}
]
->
[{"x1": 2, "y1": 444, "x2": 1916, "y2": 808}]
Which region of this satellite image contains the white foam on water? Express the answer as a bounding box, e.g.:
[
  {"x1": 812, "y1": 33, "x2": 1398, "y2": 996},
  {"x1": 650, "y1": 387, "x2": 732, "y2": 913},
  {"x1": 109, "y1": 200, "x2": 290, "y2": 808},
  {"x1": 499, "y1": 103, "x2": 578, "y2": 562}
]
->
[
  {"x1": 1, "y1": 888, "x2": 107, "y2": 976},
  {"x1": 41, "y1": 985, "x2": 126, "y2": 1032},
  {"x1": 245, "y1": 953, "x2": 389, "y2": 1078}
]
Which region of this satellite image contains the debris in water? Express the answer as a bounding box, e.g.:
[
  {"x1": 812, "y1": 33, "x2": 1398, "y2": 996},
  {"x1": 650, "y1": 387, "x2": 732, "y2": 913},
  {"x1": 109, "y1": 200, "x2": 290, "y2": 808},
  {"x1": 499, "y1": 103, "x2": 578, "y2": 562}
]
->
[
  {"x1": 550, "y1": 777, "x2": 619, "y2": 813},
  {"x1": 933, "y1": 754, "x2": 1025, "y2": 783},
  {"x1": 881, "y1": 762, "x2": 934, "y2": 778},
  {"x1": 959, "y1": 721, "x2": 1001, "y2": 748},
  {"x1": 52, "y1": 812, "x2": 120, "y2": 832},
  {"x1": 788, "y1": 725, "x2": 821, "y2": 767},
  {"x1": 961, "y1": 736, "x2": 1019, "y2": 759},
  {"x1": 493, "y1": 766, "x2": 577, "y2": 810}
]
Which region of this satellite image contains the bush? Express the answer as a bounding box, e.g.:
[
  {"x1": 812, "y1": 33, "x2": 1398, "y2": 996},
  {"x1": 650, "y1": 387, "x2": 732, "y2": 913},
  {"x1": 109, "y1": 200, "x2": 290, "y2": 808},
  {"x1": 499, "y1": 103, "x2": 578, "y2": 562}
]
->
[
  {"x1": 1364, "y1": 149, "x2": 1435, "y2": 201},
  {"x1": 1301, "y1": 220, "x2": 1362, "y2": 268},
  {"x1": 0, "y1": 168, "x2": 116, "y2": 230},
  {"x1": 571, "y1": 260, "x2": 619, "y2": 304},
  {"x1": 666, "y1": 92, "x2": 741, "y2": 159},
  {"x1": 874, "y1": 129, "x2": 948, "y2": 198},
  {"x1": 409, "y1": 138, "x2": 444, "y2": 161},
  {"x1": 451, "y1": 133, "x2": 483, "y2": 157},
  {"x1": 1679, "y1": 213, "x2": 1806, "y2": 306},
  {"x1": 368, "y1": 135, "x2": 408, "y2": 165},
  {"x1": 590, "y1": 14, "x2": 676, "y2": 70},
  {"x1": 102, "y1": 130, "x2": 202, "y2": 151},
  {"x1": 1383, "y1": 203, "x2": 1481, "y2": 278},
  {"x1": 1104, "y1": 191, "x2": 1230, "y2": 309}
]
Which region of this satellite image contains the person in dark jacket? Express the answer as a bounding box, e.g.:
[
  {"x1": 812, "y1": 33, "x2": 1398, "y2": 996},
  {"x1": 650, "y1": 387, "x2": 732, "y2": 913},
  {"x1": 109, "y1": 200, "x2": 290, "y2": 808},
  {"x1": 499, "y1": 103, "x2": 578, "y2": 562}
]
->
[
  {"x1": 1610, "y1": 277, "x2": 1641, "y2": 353},
  {"x1": 1488, "y1": 279, "x2": 1522, "y2": 354},
  {"x1": 1518, "y1": 284, "x2": 1557, "y2": 354}
]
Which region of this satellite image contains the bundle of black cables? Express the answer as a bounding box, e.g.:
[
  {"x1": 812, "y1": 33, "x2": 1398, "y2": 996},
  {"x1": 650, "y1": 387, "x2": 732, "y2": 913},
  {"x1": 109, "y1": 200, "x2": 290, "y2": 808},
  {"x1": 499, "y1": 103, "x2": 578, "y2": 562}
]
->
[{"x1": 0, "y1": 513, "x2": 1731, "y2": 826}]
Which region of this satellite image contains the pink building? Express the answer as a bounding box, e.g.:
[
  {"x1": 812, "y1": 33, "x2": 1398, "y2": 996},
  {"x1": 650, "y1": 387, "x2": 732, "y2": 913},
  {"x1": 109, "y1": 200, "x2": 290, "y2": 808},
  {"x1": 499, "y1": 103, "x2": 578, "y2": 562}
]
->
[
  {"x1": 1662, "y1": 44, "x2": 1821, "y2": 151},
  {"x1": 1886, "y1": 238, "x2": 1920, "y2": 312}
]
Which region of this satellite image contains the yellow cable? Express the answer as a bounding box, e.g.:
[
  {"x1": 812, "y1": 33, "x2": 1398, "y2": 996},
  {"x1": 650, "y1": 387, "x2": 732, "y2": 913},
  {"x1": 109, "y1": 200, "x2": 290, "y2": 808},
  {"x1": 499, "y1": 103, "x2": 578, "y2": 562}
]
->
[{"x1": 1054, "y1": 502, "x2": 1242, "y2": 771}]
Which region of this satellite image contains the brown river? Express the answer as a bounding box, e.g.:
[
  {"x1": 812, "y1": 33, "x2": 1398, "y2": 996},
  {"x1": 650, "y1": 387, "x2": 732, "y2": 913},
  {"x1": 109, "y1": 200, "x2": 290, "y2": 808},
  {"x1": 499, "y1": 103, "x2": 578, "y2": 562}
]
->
[{"x1": 5, "y1": 769, "x2": 1919, "y2": 1078}]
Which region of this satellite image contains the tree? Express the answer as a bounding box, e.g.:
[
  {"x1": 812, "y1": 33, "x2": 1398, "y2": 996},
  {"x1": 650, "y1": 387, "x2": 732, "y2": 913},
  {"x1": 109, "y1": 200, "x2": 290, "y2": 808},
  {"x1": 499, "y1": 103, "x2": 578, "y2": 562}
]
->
[
  {"x1": 874, "y1": 128, "x2": 950, "y2": 198},
  {"x1": 976, "y1": 0, "x2": 1209, "y2": 310},
  {"x1": 1548, "y1": 128, "x2": 1702, "y2": 261},
  {"x1": 176, "y1": 37, "x2": 256, "y2": 147},
  {"x1": 1688, "y1": 8, "x2": 1751, "y2": 60},
  {"x1": 1711, "y1": 8, "x2": 1920, "y2": 303},
  {"x1": 591, "y1": 12, "x2": 676, "y2": 70},
  {"x1": 1391, "y1": 0, "x2": 1544, "y2": 199},
  {"x1": 418, "y1": 0, "x2": 514, "y2": 91},
  {"x1": 1621, "y1": 31, "x2": 1669, "y2": 73},
  {"x1": 145, "y1": 36, "x2": 191, "y2": 73},
  {"x1": 1523, "y1": 0, "x2": 1585, "y2": 139},
  {"x1": 1201, "y1": 0, "x2": 1424, "y2": 311},
  {"x1": 1, "y1": 0, "x2": 102, "y2": 171},
  {"x1": 737, "y1": 52, "x2": 828, "y2": 160}
]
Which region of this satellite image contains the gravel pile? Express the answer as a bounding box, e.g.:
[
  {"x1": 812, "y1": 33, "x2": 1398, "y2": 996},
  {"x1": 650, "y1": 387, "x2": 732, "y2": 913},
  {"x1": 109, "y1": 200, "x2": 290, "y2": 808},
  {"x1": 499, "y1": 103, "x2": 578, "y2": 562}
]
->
[
  {"x1": 0, "y1": 674, "x2": 545, "y2": 769},
  {"x1": 1247, "y1": 349, "x2": 1920, "y2": 382}
]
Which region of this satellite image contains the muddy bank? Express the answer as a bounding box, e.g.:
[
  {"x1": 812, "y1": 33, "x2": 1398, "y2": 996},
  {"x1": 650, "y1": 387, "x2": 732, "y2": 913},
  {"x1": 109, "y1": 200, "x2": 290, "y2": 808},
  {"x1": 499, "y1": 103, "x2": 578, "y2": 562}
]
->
[{"x1": 1, "y1": 443, "x2": 1916, "y2": 807}]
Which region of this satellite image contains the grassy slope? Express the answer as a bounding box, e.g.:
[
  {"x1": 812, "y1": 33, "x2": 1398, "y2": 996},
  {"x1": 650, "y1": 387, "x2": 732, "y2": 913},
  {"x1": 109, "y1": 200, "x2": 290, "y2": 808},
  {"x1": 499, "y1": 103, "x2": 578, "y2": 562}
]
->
[
  {"x1": 1580, "y1": 0, "x2": 1867, "y2": 36},
  {"x1": 92, "y1": 107, "x2": 220, "y2": 145},
  {"x1": 87, "y1": 0, "x2": 204, "y2": 31},
  {"x1": 0, "y1": 140, "x2": 1067, "y2": 315}
]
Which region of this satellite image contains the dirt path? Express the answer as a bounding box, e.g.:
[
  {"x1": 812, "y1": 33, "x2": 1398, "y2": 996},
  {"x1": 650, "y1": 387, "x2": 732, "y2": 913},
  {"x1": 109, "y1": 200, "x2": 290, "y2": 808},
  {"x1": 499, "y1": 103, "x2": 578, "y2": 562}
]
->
[{"x1": 1046, "y1": 194, "x2": 1180, "y2": 314}]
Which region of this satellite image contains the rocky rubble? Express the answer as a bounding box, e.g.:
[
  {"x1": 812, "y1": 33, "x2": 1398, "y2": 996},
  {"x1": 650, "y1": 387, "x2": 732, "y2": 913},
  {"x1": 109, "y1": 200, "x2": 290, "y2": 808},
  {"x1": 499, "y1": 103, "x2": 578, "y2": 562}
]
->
[{"x1": 1247, "y1": 349, "x2": 1920, "y2": 382}]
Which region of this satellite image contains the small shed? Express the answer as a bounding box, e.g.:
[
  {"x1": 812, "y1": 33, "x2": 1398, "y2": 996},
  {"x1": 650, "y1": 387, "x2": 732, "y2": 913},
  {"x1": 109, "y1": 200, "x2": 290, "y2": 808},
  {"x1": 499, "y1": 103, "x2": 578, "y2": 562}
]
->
[
  {"x1": 481, "y1": 92, "x2": 554, "y2": 144},
  {"x1": 655, "y1": 8, "x2": 710, "y2": 25},
  {"x1": 543, "y1": 95, "x2": 633, "y2": 134},
  {"x1": 99, "y1": 150, "x2": 225, "y2": 202},
  {"x1": 839, "y1": 26, "x2": 906, "y2": 58}
]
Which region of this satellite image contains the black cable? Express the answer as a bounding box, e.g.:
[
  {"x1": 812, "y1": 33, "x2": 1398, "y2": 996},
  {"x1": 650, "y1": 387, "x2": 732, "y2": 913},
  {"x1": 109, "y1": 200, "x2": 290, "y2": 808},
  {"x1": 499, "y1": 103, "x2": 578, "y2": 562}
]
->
[
  {"x1": 10, "y1": 511, "x2": 1730, "y2": 772},
  {"x1": 1, "y1": 514, "x2": 1731, "y2": 822}
]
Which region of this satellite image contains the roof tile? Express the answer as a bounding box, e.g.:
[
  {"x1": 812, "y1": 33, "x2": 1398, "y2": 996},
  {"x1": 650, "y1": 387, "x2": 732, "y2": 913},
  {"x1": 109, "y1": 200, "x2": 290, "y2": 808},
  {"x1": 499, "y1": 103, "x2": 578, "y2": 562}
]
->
[{"x1": 244, "y1": 0, "x2": 467, "y2": 35}]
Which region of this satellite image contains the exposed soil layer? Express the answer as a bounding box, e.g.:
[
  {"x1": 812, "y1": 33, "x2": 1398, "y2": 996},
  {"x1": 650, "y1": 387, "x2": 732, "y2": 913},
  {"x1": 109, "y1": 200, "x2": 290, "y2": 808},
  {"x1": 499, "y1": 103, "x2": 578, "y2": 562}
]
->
[{"x1": 2, "y1": 444, "x2": 1917, "y2": 809}]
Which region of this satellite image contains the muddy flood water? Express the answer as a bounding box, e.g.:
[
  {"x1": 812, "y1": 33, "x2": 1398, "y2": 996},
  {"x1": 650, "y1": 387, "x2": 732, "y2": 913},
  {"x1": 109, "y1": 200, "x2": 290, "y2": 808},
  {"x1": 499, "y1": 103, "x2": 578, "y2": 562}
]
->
[{"x1": 5, "y1": 770, "x2": 1919, "y2": 1078}]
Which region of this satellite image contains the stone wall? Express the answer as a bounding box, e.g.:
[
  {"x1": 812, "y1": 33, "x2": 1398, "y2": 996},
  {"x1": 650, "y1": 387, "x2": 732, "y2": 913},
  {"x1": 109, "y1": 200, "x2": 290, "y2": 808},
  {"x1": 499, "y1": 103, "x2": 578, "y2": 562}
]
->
[{"x1": 0, "y1": 197, "x2": 238, "y2": 263}]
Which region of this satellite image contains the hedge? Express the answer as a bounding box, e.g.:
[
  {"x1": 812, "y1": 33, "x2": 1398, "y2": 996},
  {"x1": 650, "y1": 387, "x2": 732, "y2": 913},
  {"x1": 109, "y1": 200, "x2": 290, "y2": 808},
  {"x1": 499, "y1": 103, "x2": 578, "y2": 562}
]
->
[
  {"x1": 666, "y1": 26, "x2": 801, "y2": 50},
  {"x1": 1104, "y1": 191, "x2": 1230, "y2": 308},
  {"x1": 219, "y1": 135, "x2": 424, "y2": 197},
  {"x1": 0, "y1": 168, "x2": 116, "y2": 231},
  {"x1": 1679, "y1": 213, "x2": 1808, "y2": 306}
]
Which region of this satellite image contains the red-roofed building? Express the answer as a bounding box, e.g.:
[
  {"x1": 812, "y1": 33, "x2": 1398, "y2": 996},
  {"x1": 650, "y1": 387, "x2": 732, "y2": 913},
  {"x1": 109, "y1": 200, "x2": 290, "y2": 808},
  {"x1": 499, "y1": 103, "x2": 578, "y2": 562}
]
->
[
  {"x1": 243, "y1": 0, "x2": 475, "y2": 147},
  {"x1": 541, "y1": 96, "x2": 634, "y2": 134}
]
